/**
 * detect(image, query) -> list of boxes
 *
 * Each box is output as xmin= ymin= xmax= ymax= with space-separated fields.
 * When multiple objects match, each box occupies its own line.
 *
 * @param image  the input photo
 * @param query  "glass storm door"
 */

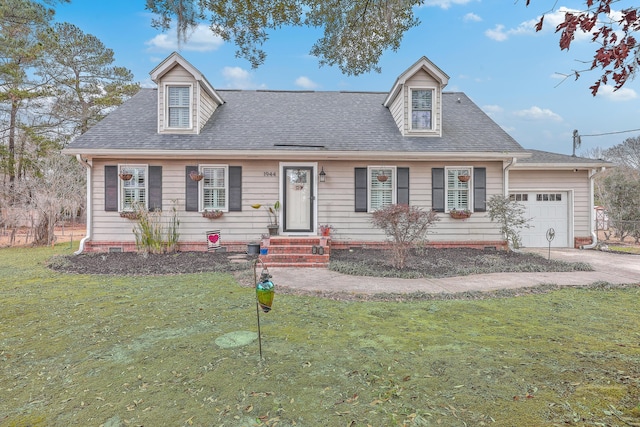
xmin=283 ymin=167 xmax=314 ymax=232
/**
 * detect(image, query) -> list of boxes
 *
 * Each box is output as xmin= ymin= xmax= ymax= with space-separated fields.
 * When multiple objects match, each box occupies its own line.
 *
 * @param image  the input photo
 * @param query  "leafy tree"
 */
xmin=145 ymin=0 xmax=420 ymax=75
xmin=38 ymin=22 xmax=139 ymax=139
xmin=370 ymin=204 xmax=439 ymax=269
xmin=487 ymin=195 xmax=532 ymax=250
xmin=528 ymin=0 xmax=640 ymax=95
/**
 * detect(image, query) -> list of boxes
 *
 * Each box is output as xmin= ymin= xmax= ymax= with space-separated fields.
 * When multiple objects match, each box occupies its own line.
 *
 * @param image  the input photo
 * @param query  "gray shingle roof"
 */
xmin=65 ymin=88 xmax=528 ymax=155
xmin=518 ymin=149 xmax=612 ymax=166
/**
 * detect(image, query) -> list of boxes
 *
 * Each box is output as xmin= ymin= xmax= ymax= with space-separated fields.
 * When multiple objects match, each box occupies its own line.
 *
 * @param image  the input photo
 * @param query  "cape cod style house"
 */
xmin=63 ymin=52 xmax=609 ymax=263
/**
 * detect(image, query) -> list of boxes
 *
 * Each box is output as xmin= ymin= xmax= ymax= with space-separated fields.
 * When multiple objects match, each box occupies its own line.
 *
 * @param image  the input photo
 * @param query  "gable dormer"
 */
xmin=150 ymin=52 xmax=224 ymax=135
xmin=383 ymin=56 xmax=449 ymax=137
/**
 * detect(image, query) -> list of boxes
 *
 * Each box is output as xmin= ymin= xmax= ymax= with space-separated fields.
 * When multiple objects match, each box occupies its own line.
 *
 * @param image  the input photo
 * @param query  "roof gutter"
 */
xmin=581 ymin=166 xmax=607 ymax=250
xmin=61 ymin=149 xmax=532 ymax=162
xmin=75 ymin=154 xmax=92 ymax=254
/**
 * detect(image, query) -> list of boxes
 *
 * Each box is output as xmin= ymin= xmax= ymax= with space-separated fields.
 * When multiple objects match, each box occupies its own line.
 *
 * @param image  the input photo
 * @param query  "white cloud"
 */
xmin=294 ymin=76 xmax=319 ymax=90
xmin=486 ymin=7 xmax=611 ymax=42
xmin=597 ymin=84 xmax=638 ymax=101
xmin=221 ymin=66 xmax=266 ymax=90
xmin=514 ymin=106 xmax=563 ymax=122
xmin=463 ymin=13 xmax=482 ymax=23
xmin=145 ymin=24 xmax=223 ymax=52
xmin=422 ymin=0 xmax=474 ymax=9
xmin=485 ymin=24 xmax=508 ymax=42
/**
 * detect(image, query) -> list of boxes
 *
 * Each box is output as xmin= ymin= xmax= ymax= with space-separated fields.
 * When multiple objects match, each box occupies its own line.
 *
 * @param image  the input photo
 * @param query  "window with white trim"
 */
xmin=446 ymin=167 xmax=472 ymax=211
xmin=120 ymin=165 xmax=147 ymax=211
xmin=410 ymin=88 xmax=433 ymax=130
xmin=368 ymin=166 xmax=396 ymax=211
xmin=167 ymin=85 xmax=191 ymax=128
xmin=200 ymin=165 xmax=228 ymax=211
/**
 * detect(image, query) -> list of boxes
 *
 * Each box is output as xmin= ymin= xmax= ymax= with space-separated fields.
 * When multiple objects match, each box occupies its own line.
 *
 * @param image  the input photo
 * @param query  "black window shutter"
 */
xmin=104 ymin=165 xmax=118 ymax=212
xmin=185 ymin=165 xmax=199 ymax=212
xmin=432 ymin=168 xmax=445 ymax=212
xmin=355 ymin=168 xmax=368 ymax=212
xmin=397 ymin=167 xmax=409 ymax=205
xmin=148 ymin=166 xmax=162 ymax=211
xmin=474 ymin=167 xmax=487 ymax=212
xmin=229 ymin=166 xmax=242 ymax=211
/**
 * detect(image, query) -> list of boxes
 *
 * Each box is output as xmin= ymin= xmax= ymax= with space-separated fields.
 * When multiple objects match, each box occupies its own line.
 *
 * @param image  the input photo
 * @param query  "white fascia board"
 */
xmin=61 ymin=149 xmax=531 ymax=162
xmin=513 ymin=162 xmax=614 ymax=170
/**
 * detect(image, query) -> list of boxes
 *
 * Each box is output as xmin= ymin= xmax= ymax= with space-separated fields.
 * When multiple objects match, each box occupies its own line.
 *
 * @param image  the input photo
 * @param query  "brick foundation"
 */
xmin=574 ymin=236 xmax=594 ymax=248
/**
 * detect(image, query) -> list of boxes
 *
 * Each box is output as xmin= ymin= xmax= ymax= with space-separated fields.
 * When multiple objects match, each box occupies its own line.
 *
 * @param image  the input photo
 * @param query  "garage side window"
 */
xmin=510 ymin=193 xmax=528 ymax=202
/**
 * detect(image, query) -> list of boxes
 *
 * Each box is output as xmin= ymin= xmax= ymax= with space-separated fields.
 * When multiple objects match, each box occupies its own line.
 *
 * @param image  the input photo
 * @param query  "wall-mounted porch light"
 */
xmin=319 ymin=166 xmax=326 ymax=183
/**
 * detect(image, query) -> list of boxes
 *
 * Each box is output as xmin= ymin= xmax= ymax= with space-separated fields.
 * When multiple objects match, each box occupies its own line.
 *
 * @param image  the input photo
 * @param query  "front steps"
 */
xmin=259 ymin=236 xmax=331 ymax=268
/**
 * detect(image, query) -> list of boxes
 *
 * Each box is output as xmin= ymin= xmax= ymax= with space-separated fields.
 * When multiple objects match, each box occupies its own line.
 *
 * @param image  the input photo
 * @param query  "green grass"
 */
xmin=607 ymin=245 xmax=640 ymax=255
xmin=1 ymin=245 xmax=639 ymax=426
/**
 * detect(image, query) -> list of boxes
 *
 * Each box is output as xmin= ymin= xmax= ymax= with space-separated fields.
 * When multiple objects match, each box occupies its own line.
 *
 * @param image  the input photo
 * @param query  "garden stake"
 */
xmin=253 ymin=258 xmax=275 ymax=360
xmin=546 ymin=228 xmax=555 ymax=260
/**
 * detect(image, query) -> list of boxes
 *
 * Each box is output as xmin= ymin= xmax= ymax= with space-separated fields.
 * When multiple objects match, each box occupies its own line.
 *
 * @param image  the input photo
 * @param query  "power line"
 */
xmin=580 ymin=128 xmax=640 ymax=137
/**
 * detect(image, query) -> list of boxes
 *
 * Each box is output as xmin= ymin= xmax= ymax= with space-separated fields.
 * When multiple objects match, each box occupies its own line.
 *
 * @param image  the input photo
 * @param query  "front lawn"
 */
xmin=1 ymin=245 xmax=639 ymax=426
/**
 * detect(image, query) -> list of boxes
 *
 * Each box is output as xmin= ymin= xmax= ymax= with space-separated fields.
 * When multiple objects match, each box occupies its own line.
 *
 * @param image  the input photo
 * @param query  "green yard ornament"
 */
xmin=253 ymin=258 xmax=275 ymax=359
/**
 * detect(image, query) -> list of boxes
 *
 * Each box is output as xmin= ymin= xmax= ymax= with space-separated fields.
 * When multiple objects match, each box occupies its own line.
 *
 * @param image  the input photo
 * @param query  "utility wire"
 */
xmin=580 ymin=128 xmax=640 ymax=137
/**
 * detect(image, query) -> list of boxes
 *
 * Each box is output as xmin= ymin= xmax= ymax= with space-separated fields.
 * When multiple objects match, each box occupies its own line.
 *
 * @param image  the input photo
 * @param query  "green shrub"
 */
xmin=132 ymin=202 xmax=180 ymax=254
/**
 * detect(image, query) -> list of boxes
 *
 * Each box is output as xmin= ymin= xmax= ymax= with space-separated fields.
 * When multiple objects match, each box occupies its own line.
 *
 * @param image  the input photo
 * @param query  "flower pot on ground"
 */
xmin=319 ymin=224 xmax=335 ymax=237
xmin=267 ymin=224 xmax=279 ymax=236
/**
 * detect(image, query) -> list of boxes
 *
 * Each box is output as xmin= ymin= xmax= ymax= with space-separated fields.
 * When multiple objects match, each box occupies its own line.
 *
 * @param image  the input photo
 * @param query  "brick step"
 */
xmin=260 ymin=254 xmax=329 ymax=263
xmin=261 ymin=261 xmax=329 ymax=268
xmin=263 ymin=245 xmax=331 ymax=255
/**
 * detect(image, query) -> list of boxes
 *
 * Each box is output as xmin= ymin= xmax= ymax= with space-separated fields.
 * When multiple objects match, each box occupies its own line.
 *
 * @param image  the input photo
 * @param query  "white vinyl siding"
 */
xmin=167 ymin=86 xmax=191 ymax=128
xmin=119 ymin=165 xmax=147 ymax=211
xmin=411 ymin=89 xmax=433 ymax=130
xmin=446 ymin=167 xmax=472 ymax=211
xmin=369 ymin=166 xmax=396 ymax=211
xmin=200 ymin=165 xmax=228 ymax=211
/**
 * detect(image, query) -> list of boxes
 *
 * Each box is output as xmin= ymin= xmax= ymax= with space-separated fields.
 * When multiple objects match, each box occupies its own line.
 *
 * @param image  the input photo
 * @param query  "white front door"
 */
xmin=283 ymin=166 xmax=314 ymax=232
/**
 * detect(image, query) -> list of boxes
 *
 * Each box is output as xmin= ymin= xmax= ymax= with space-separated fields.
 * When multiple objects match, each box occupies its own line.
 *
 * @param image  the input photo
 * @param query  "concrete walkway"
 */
xmin=268 ymin=248 xmax=639 ymax=295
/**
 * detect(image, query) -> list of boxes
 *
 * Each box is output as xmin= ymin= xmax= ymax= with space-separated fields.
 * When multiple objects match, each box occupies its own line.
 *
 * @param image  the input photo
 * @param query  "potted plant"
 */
xmin=251 ymin=201 xmax=280 ymax=235
xmin=202 ymin=209 xmax=223 ymax=219
xmin=119 ymin=211 xmax=139 ymax=220
xmin=189 ymin=170 xmax=204 ymax=181
xmin=458 ymin=173 xmax=470 ymax=182
xmin=319 ymin=224 xmax=335 ymax=236
xmin=449 ymin=208 xmax=472 ymax=219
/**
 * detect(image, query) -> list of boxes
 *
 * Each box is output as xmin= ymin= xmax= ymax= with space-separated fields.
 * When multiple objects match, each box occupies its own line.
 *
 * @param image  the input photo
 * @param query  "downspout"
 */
xmin=503 ymin=157 xmax=517 ymax=196
xmin=581 ymin=166 xmax=606 ymax=250
xmin=503 ymin=157 xmax=517 ymax=250
xmin=75 ymin=154 xmax=92 ymax=254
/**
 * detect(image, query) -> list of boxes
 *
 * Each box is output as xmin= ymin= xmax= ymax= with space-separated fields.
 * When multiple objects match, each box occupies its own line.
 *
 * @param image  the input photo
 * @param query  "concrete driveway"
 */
xmin=269 ymin=248 xmax=639 ymax=295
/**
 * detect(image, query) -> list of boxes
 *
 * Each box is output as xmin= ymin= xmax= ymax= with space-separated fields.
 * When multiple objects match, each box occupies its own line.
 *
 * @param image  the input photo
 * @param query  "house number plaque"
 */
xmin=263 ymin=172 xmax=276 ymax=177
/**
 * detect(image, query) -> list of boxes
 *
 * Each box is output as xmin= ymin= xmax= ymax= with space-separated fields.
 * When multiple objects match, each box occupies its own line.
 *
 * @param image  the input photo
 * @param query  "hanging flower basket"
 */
xmin=190 ymin=171 xmax=204 ymax=181
xmin=202 ymin=210 xmax=223 ymax=219
xmin=449 ymin=209 xmax=472 ymax=219
xmin=119 ymin=173 xmax=133 ymax=181
xmin=458 ymin=175 xmax=471 ymax=182
xmin=119 ymin=211 xmax=139 ymax=220
xmin=377 ymin=174 xmax=388 ymax=182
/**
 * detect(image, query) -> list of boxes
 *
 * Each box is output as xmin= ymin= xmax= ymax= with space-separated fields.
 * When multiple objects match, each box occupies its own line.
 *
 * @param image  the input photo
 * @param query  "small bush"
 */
xmin=132 ymin=202 xmax=180 ymax=254
xmin=370 ymin=204 xmax=439 ymax=269
xmin=487 ymin=195 xmax=532 ymax=250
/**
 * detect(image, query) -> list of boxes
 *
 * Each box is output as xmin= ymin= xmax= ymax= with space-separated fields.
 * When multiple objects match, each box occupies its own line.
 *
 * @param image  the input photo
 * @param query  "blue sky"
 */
xmin=54 ymin=0 xmax=640 ymax=155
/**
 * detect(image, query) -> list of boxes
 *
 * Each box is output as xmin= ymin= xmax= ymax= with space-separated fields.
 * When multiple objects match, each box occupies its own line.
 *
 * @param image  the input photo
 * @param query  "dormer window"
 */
xmin=410 ymin=88 xmax=433 ymax=131
xmin=167 ymin=85 xmax=191 ymax=128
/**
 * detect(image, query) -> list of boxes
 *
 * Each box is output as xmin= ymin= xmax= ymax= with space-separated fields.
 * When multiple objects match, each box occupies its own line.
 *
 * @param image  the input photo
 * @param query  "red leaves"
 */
xmin=527 ymin=0 xmax=639 ymax=95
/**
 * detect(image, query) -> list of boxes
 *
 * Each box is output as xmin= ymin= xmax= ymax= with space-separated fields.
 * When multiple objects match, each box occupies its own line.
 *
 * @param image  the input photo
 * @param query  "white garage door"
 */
xmin=511 ymin=192 xmax=569 ymax=248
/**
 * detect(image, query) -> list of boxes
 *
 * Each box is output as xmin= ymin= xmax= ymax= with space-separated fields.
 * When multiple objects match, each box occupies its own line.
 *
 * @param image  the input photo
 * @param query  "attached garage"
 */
xmin=510 ymin=191 xmax=571 ymax=248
